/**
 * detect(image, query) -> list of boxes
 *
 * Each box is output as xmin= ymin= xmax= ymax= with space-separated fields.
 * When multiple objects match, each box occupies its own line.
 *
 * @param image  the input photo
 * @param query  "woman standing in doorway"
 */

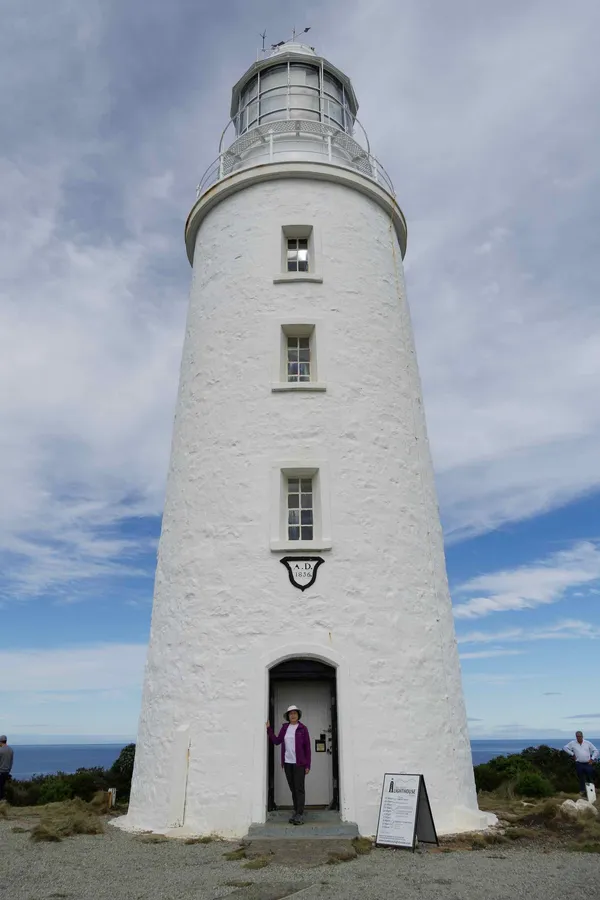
xmin=266 ymin=705 xmax=311 ymax=825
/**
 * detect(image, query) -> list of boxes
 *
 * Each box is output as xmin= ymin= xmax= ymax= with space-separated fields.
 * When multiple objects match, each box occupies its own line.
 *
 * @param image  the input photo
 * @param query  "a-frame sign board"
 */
xmin=375 ymin=773 xmax=439 ymax=851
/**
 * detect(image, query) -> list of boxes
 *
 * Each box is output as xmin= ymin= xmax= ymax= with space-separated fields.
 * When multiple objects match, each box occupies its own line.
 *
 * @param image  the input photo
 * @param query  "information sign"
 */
xmin=375 ymin=773 xmax=438 ymax=851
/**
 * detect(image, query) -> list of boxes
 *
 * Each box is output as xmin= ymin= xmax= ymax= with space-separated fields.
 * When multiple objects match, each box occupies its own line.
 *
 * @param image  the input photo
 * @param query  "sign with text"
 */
xmin=280 ymin=556 xmax=324 ymax=591
xmin=375 ymin=773 xmax=438 ymax=851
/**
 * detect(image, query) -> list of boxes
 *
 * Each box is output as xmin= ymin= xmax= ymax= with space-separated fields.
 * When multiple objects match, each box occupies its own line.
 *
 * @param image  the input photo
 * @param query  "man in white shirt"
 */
xmin=563 ymin=731 xmax=599 ymax=796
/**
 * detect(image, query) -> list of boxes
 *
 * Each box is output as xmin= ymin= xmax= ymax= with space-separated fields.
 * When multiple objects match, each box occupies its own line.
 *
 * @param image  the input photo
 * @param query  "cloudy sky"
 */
xmin=1 ymin=0 xmax=599 ymax=743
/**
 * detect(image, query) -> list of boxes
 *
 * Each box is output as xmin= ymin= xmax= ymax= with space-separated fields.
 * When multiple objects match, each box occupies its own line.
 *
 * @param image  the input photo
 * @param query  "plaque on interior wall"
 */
xmin=280 ymin=556 xmax=324 ymax=591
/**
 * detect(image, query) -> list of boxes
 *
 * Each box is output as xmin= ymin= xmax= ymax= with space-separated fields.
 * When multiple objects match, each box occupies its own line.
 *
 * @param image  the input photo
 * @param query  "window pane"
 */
xmin=288 ymin=493 xmax=299 ymax=509
xmin=288 ymin=479 xmax=299 ymax=490
xmin=288 ymin=365 xmax=298 ymax=380
xmin=289 ymin=525 xmax=300 ymax=540
xmin=288 ymin=336 xmax=297 ymax=347
xmin=301 ymin=510 xmax=313 ymax=525
xmin=301 ymin=526 xmax=313 ymax=540
xmin=301 ymin=479 xmax=312 ymax=492
xmin=299 ymin=337 xmax=309 ymax=348
xmin=299 ymin=348 xmax=310 ymax=362
xmin=298 ymin=259 xmax=308 ymax=272
xmin=261 ymin=64 xmax=289 ymax=90
xmin=287 ymin=347 xmax=298 ymax=360
xmin=299 ymin=363 xmax=310 ymax=377
xmin=287 ymin=260 xmax=297 ymax=272
xmin=298 ymin=239 xmax=308 ymax=249
xmin=299 ymin=375 xmax=310 ymax=382
xmin=288 ymin=509 xmax=300 ymax=524
xmin=287 ymin=238 xmax=298 ymax=250
xmin=287 ymin=249 xmax=298 ymax=261
xmin=300 ymin=493 xmax=312 ymax=509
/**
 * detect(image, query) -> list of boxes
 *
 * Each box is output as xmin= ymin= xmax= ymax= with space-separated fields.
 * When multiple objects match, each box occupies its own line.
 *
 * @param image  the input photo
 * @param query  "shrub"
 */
xmin=37 ymin=776 xmax=74 ymax=805
xmin=474 ymin=763 xmax=505 ymax=793
xmin=514 ymin=772 xmax=554 ymax=798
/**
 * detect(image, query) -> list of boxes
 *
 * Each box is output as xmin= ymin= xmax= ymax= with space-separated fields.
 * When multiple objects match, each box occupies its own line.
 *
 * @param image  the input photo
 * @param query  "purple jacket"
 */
xmin=268 ymin=722 xmax=311 ymax=769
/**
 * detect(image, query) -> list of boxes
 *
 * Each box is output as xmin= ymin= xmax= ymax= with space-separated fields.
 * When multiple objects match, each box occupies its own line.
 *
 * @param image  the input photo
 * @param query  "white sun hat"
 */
xmin=284 ymin=705 xmax=302 ymax=720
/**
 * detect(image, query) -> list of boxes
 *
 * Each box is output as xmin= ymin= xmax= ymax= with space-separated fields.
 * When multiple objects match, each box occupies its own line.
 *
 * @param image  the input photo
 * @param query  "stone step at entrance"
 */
xmin=246 ymin=809 xmax=359 ymax=840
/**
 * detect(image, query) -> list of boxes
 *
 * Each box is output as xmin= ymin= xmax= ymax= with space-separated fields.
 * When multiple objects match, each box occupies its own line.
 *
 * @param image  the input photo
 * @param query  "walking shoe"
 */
xmin=288 ymin=814 xmax=297 ymax=824
xmin=292 ymin=815 xmax=304 ymax=826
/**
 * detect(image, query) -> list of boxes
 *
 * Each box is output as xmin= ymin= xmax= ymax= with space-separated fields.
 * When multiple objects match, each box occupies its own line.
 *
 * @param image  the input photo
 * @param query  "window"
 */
xmin=287 ymin=335 xmax=311 ymax=382
xmin=270 ymin=320 xmax=326 ymax=392
xmin=274 ymin=226 xmax=322 ymax=283
xmin=270 ymin=461 xmax=332 ymax=551
xmin=287 ymin=237 xmax=309 ymax=273
xmin=287 ymin=476 xmax=314 ymax=541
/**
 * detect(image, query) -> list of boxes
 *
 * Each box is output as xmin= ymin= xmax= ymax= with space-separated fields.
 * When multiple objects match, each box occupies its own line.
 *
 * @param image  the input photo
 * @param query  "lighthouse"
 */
xmin=120 ymin=39 xmax=492 ymax=839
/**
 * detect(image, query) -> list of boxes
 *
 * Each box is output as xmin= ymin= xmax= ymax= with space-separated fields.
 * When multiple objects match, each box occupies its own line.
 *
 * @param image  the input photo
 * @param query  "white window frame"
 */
xmin=270 ymin=460 xmax=332 ymax=552
xmin=270 ymin=319 xmax=327 ymax=392
xmin=273 ymin=224 xmax=323 ymax=284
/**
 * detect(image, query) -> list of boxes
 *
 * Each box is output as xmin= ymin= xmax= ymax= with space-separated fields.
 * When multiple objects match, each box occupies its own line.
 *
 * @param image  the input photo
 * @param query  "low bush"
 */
xmin=5 ymin=745 xmax=136 ymax=807
xmin=514 ymin=772 xmax=554 ymax=798
xmin=475 ymin=745 xmax=593 ymax=797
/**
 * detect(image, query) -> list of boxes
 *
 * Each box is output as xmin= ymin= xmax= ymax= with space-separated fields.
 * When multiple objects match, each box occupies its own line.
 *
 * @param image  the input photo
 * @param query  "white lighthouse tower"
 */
xmin=121 ymin=39 xmax=492 ymax=839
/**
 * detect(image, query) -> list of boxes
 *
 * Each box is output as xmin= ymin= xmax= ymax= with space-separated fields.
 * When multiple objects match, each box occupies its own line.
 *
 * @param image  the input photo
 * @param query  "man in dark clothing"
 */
xmin=0 ymin=735 xmax=14 ymax=801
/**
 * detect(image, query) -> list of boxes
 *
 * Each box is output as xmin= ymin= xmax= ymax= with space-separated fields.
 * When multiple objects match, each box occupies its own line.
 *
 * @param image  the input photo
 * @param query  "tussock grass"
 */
xmin=572 ymin=843 xmax=600 ymax=853
xmin=11 ymin=825 xmax=30 ymax=834
xmin=505 ymin=827 xmax=534 ymax=841
xmin=243 ymin=857 xmax=270 ymax=869
xmin=224 ymin=881 xmax=253 ymax=888
xmin=29 ymin=798 xmax=105 ymax=843
xmin=327 ymin=848 xmax=357 ymax=864
xmin=185 ymin=835 xmax=215 ymax=844
xmin=135 ymin=834 xmax=169 ymax=843
xmin=223 ymin=847 xmax=247 ymax=861
xmin=0 ymin=800 xmax=8 ymax=818
xmin=352 ymin=836 xmax=373 ymax=855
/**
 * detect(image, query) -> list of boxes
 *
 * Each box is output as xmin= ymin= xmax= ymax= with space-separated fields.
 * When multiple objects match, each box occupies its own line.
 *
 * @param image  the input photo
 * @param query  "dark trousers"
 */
xmin=575 ymin=762 xmax=595 ymax=793
xmin=284 ymin=763 xmax=306 ymax=815
xmin=0 ymin=773 xmax=8 ymax=801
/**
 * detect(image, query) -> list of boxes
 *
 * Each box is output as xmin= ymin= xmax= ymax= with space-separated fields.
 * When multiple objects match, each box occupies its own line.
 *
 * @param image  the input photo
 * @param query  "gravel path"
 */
xmin=1 ymin=820 xmax=598 ymax=900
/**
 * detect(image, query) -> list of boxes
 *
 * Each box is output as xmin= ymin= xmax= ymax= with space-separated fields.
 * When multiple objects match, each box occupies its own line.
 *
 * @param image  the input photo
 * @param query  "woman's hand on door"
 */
xmin=305 ymin=768 xmax=310 ymax=774
xmin=266 ymin=720 xmax=270 ymax=730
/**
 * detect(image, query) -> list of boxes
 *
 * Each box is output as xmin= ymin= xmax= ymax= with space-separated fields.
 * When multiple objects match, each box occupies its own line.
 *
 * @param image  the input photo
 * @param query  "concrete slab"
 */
xmin=247 ymin=810 xmax=359 ymax=840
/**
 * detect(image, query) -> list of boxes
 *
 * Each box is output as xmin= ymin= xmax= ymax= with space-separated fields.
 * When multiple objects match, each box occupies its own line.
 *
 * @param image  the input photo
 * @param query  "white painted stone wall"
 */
xmin=120 ymin=176 xmax=491 ymax=838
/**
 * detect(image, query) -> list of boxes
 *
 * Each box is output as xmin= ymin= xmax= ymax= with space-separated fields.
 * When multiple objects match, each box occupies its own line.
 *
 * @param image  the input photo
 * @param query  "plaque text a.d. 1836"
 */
xmin=280 ymin=557 xmax=324 ymax=592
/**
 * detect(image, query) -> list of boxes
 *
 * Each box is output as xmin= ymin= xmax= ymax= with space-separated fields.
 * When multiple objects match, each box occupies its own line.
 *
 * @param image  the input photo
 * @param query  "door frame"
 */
xmin=268 ymin=657 xmax=339 ymax=811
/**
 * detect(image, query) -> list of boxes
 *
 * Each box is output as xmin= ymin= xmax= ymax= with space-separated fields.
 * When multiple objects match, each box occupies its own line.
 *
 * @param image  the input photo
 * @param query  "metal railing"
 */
xmin=195 ymin=118 xmax=395 ymax=200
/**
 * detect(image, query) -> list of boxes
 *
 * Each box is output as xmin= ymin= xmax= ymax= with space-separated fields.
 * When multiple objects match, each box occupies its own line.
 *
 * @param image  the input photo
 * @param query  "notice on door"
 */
xmin=375 ymin=773 xmax=438 ymax=850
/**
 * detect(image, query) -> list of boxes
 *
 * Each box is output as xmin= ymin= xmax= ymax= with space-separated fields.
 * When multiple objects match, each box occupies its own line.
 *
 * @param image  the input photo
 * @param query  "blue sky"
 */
xmin=1 ymin=0 xmax=599 ymax=743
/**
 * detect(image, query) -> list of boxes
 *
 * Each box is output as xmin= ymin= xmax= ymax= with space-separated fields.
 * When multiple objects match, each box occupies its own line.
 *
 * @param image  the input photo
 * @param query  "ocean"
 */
xmin=9 ymin=738 xmax=583 ymax=780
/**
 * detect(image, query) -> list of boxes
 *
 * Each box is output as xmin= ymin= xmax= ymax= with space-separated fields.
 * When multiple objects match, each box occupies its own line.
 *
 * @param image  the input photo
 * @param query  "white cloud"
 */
xmin=458 ymin=618 xmax=600 ymax=644
xmin=1 ymin=0 xmax=600 ymax=599
xmin=459 ymin=649 xmax=524 ymax=660
xmin=453 ymin=543 xmax=600 ymax=619
xmin=0 ymin=643 xmax=147 ymax=692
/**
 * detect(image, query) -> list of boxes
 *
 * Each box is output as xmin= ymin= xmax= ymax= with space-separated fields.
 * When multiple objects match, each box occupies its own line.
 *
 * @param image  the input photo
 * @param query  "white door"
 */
xmin=273 ymin=681 xmax=333 ymax=807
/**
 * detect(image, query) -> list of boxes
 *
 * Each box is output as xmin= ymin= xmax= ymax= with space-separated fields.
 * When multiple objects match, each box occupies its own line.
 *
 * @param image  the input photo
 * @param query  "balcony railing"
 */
xmin=195 ymin=118 xmax=395 ymax=200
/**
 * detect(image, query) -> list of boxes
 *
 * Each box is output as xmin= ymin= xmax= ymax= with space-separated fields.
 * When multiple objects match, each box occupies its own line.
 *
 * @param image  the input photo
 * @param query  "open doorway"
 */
xmin=268 ymin=658 xmax=339 ymax=811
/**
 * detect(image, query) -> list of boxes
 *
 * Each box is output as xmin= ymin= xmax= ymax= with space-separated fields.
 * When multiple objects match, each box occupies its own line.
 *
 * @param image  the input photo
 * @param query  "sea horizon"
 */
xmin=8 ymin=737 xmax=597 ymax=781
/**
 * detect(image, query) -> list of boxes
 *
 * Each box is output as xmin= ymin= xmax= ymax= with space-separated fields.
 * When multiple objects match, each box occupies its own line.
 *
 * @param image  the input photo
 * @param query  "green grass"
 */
xmin=327 ymin=849 xmax=357 ymax=864
xmin=243 ymin=857 xmax=270 ymax=869
xmin=352 ymin=837 xmax=373 ymax=855
xmin=223 ymin=847 xmax=247 ymax=861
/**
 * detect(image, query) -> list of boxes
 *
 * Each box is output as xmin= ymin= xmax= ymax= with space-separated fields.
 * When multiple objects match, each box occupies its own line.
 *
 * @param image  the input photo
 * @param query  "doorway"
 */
xmin=268 ymin=658 xmax=339 ymax=811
